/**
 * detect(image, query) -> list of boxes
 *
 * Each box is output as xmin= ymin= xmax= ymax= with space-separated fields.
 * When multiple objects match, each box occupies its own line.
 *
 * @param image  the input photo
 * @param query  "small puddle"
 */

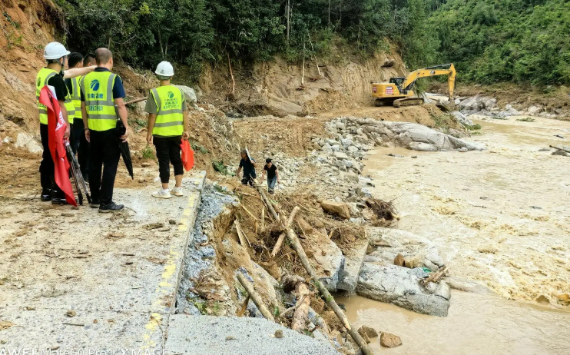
xmin=337 ymin=292 xmax=570 ymax=354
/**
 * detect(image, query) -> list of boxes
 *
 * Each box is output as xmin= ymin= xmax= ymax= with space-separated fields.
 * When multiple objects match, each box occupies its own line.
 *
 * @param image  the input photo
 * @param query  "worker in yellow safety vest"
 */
xmin=36 ymin=42 xmax=94 ymax=204
xmin=81 ymin=48 xmax=130 ymax=213
xmin=145 ymin=61 xmax=190 ymax=199
xmin=66 ymin=52 xmax=96 ymax=180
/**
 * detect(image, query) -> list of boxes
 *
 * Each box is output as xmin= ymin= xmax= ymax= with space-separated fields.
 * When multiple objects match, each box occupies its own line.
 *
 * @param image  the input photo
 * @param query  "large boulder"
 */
xmin=337 ymin=234 xmax=369 ymax=293
xmin=175 ymin=85 xmax=198 ymax=104
xmin=14 ymin=132 xmax=42 ymax=154
xmin=356 ymin=263 xmax=450 ymax=316
xmin=320 ymin=201 xmax=351 ymax=220
xmin=308 ymin=231 xmax=345 ymax=291
xmin=451 ymin=111 xmax=474 ymax=127
xmin=384 ymin=122 xmax=484 ymax=151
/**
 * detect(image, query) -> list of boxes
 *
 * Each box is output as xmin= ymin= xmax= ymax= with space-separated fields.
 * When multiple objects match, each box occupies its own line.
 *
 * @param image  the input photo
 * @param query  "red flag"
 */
xmin=39 ymin=86 xmax=77 ymax=207
xmin=180 ymin=139 xmax=194 ymax=171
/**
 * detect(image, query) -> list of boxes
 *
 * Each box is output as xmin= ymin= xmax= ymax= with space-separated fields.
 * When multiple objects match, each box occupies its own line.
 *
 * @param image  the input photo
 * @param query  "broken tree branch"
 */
xmin=271 ymin=206 xmax=300 ymax=257
xmin=550 ymin=145 xmax=570 ymax=153
xmin=237 ymin=273 xmax=275 ymax=321
xmin=420 ymin=266 xmax=448 ymax=286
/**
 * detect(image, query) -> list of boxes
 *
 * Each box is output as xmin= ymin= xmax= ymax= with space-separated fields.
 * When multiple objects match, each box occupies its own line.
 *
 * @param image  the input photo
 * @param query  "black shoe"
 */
xmin=41 ymin=189 xmax=52 ymax=202
xmin=90 ymin=200 xmax=100 ymax=209
xmin=99 ymin=202 xmax=124 ymax=213
xmin=51 ymin=197 xmax=68 ymax=205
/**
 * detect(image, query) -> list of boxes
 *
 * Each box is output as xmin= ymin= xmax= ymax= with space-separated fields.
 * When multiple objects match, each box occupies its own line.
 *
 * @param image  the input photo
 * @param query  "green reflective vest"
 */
xmin=71 ymin=76 xmax=83 ymax=120
xmin=151 ymin=86 xmax=184 ymax=137
xmin=81 ymin=71 xmax=118 ymax=131
xmin=36 ymin=68 xmax=58 ymax=125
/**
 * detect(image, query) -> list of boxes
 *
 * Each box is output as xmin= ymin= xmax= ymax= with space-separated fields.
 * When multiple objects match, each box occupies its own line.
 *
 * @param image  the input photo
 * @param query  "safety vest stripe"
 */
xmin=158 ymin=109 xmax=184 ymax=115
xmin=154 ymin=121 xmax=184 ymax=127
xmin=71 ymin=78 xmax=80 ymax=100
xmin=39 ymin=109 xmax=47 ymax=114
xmin=88 ymin=114 xmax=118 ymax=120
xmin=151 ymin=88 xmax=161 ymax=108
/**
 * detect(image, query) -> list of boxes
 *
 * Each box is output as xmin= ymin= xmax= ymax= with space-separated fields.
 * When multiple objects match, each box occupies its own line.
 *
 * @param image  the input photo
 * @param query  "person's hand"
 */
xmin=120 ymin=127 xmax=129 ymax=142
xmin=147 ymin=133 xmax=153 ymax=145
xmin=85 ymin=129 xmax=90 ymax=143
xmin=182 ymin=131 xmax=190 ymax=140
xmin=64 ymin=125 xmax=70 ymax=139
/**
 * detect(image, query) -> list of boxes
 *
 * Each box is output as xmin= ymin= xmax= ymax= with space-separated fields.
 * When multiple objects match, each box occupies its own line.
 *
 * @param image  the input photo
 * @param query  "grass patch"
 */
xmin=467 ymin=123 xmax=482 ymax=130
xmin=141 ymin=145 xmax=155 ymax=160
xmin=191 ymin=142 xmax=209 ymax=154
xmin=516 ymin=117 xmax=535 ymax=122
xmin=212 ymin=160 xmax=232 ymax=175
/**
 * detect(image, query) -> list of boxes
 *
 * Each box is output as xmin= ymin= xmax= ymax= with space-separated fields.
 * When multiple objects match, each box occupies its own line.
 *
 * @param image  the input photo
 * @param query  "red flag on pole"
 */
xmin=39 ymin=86 xmax=77 ymax=207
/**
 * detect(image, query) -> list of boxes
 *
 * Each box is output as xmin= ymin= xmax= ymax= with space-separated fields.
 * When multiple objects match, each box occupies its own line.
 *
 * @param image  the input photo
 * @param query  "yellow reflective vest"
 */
xmin=150 ymin=86 xmax=184 ymax=137
xmin=36 ymin=68 xmax=58 ymax=125
xmin=64 ymin=86 xmax=75 ymax=124
xmin=81 ymin=71 xmax=118 ymax=131
xmin=71 ymin=76 xmax=83 ymax=120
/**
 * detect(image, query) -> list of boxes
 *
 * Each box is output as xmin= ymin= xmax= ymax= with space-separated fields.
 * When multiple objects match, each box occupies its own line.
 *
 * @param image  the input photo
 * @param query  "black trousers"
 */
xmin=89 ymin=129 xmax=120 ymax=204
xmin=153 ymin=136 xmax=183 ymax=184
xmin=71 ymin=119 xmax=90 ymax=179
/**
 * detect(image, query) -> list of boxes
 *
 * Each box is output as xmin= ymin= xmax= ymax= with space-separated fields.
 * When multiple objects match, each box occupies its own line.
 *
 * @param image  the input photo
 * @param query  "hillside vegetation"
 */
xmin=53 ymin=0 xmax=570 ymax=87
xmin=428 ymin=0 xmax=570 ymax=86
xmin=54 ymin=0 xmax=432 ymax=79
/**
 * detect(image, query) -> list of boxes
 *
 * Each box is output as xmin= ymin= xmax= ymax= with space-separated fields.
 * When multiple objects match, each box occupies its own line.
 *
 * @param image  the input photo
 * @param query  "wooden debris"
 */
xmin=420 ymin=266 xmax=448 ymax=286
xmin=283 ymin=218 xmax=373 ymax=355
xmin=237 ymin=295 xmax=250 ymax=317
xmin=235 ymin=220 xmax=251 ymax=247
xmin=271 ymin=206 xmax=300 ymax=257
xmin=241 ymin=205 xmax=259 ymax=221
xmin=291 ymin=281 xmax=311 ymax=331
xmin=236 ymin=273 xmax=275 ymax=321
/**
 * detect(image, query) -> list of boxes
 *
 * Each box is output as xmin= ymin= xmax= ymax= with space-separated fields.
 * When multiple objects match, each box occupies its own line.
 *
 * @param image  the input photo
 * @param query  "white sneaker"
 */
xmin=152 ymin=189 xmax=172 ymax=199
xmin=172 ymin=187 xmax=184 ymax=197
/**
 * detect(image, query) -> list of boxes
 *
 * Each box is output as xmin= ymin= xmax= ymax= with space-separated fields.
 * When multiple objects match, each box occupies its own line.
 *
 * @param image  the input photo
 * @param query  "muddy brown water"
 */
xmin=349 ymin=115 xmax=570 ymax=354
xmin=337 ymin=292 xmax=570 ymax=354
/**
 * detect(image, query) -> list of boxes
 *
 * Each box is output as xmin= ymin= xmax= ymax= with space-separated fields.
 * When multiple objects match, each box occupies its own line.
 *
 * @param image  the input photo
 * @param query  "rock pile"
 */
xmin=457 ymin=95 xmax=561 ymax=119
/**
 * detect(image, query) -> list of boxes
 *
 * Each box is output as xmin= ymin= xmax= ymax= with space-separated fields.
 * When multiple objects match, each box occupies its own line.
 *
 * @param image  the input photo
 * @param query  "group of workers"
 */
xmin=36 ymin=41 xmax=190 ymax=211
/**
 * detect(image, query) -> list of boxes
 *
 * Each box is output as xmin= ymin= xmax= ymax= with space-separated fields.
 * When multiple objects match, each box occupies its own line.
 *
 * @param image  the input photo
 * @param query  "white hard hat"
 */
xmin=155 ymin=61 xmax=174 ymax=76
xmin=44 ymin=42 xmax=70 ymax=60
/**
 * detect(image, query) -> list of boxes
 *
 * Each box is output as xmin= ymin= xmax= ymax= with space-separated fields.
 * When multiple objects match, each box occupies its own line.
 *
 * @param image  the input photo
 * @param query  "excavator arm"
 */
xmin=402 ymin=63 xmax=456 ymax=100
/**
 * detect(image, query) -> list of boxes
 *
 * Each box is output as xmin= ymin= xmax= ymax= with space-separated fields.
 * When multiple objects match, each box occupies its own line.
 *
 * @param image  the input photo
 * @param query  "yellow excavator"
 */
xmin=371 ymin=63 xmax=456 ymax=108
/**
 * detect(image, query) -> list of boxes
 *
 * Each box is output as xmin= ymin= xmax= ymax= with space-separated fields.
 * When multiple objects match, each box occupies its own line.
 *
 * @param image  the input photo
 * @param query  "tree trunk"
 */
xmin=271 ymin=206 xmax=300 ymax=257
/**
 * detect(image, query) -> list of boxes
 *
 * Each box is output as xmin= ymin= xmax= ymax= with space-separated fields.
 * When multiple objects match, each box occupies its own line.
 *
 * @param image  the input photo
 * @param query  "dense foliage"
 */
xmin=55 ymin=0 xmax=434 ymax=79
xmin=428 ymin=0 xmax=570 ymax=85
xmin=56 ymin=0 xmax=570 ymax=86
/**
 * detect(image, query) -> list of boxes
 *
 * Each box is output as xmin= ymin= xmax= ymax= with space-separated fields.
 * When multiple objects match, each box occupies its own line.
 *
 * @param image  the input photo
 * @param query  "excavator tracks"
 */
xmin=393 ymin=97 xmax=425 ymax=108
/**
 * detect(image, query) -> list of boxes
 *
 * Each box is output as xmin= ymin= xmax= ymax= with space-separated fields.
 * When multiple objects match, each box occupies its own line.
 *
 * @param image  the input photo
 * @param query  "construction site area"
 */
xmin=2 ymin=1 xmax=570 ymax=354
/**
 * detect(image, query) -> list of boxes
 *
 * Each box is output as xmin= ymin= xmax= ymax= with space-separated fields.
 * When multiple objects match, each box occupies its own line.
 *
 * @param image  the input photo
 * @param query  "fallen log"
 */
xmin=236 ymin=273 xmax=275 ymax=321
xmin=271 ymin=206 xmax=300 ymax=257
xmin=124 ymin=97 xmax=147 ymax=106
xmin=282 ymin=274 xmax=311 ymax=331
xmin=284 ymin=217 xmax=373 ymax=355
xmin=241 ymin=205 xmax=259 ymax=222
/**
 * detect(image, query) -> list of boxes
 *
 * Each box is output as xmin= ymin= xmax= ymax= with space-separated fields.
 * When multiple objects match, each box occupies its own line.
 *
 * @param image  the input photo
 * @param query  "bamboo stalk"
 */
xmin=285 ymin=226 xmax=373 ymax=355
xmin=237 ymin=273 xmax=275 ymax=321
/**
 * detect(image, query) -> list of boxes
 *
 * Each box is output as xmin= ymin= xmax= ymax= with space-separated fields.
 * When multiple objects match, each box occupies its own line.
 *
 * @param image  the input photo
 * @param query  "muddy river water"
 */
xmin=343 ymin=116 xmax=570 ymax=354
